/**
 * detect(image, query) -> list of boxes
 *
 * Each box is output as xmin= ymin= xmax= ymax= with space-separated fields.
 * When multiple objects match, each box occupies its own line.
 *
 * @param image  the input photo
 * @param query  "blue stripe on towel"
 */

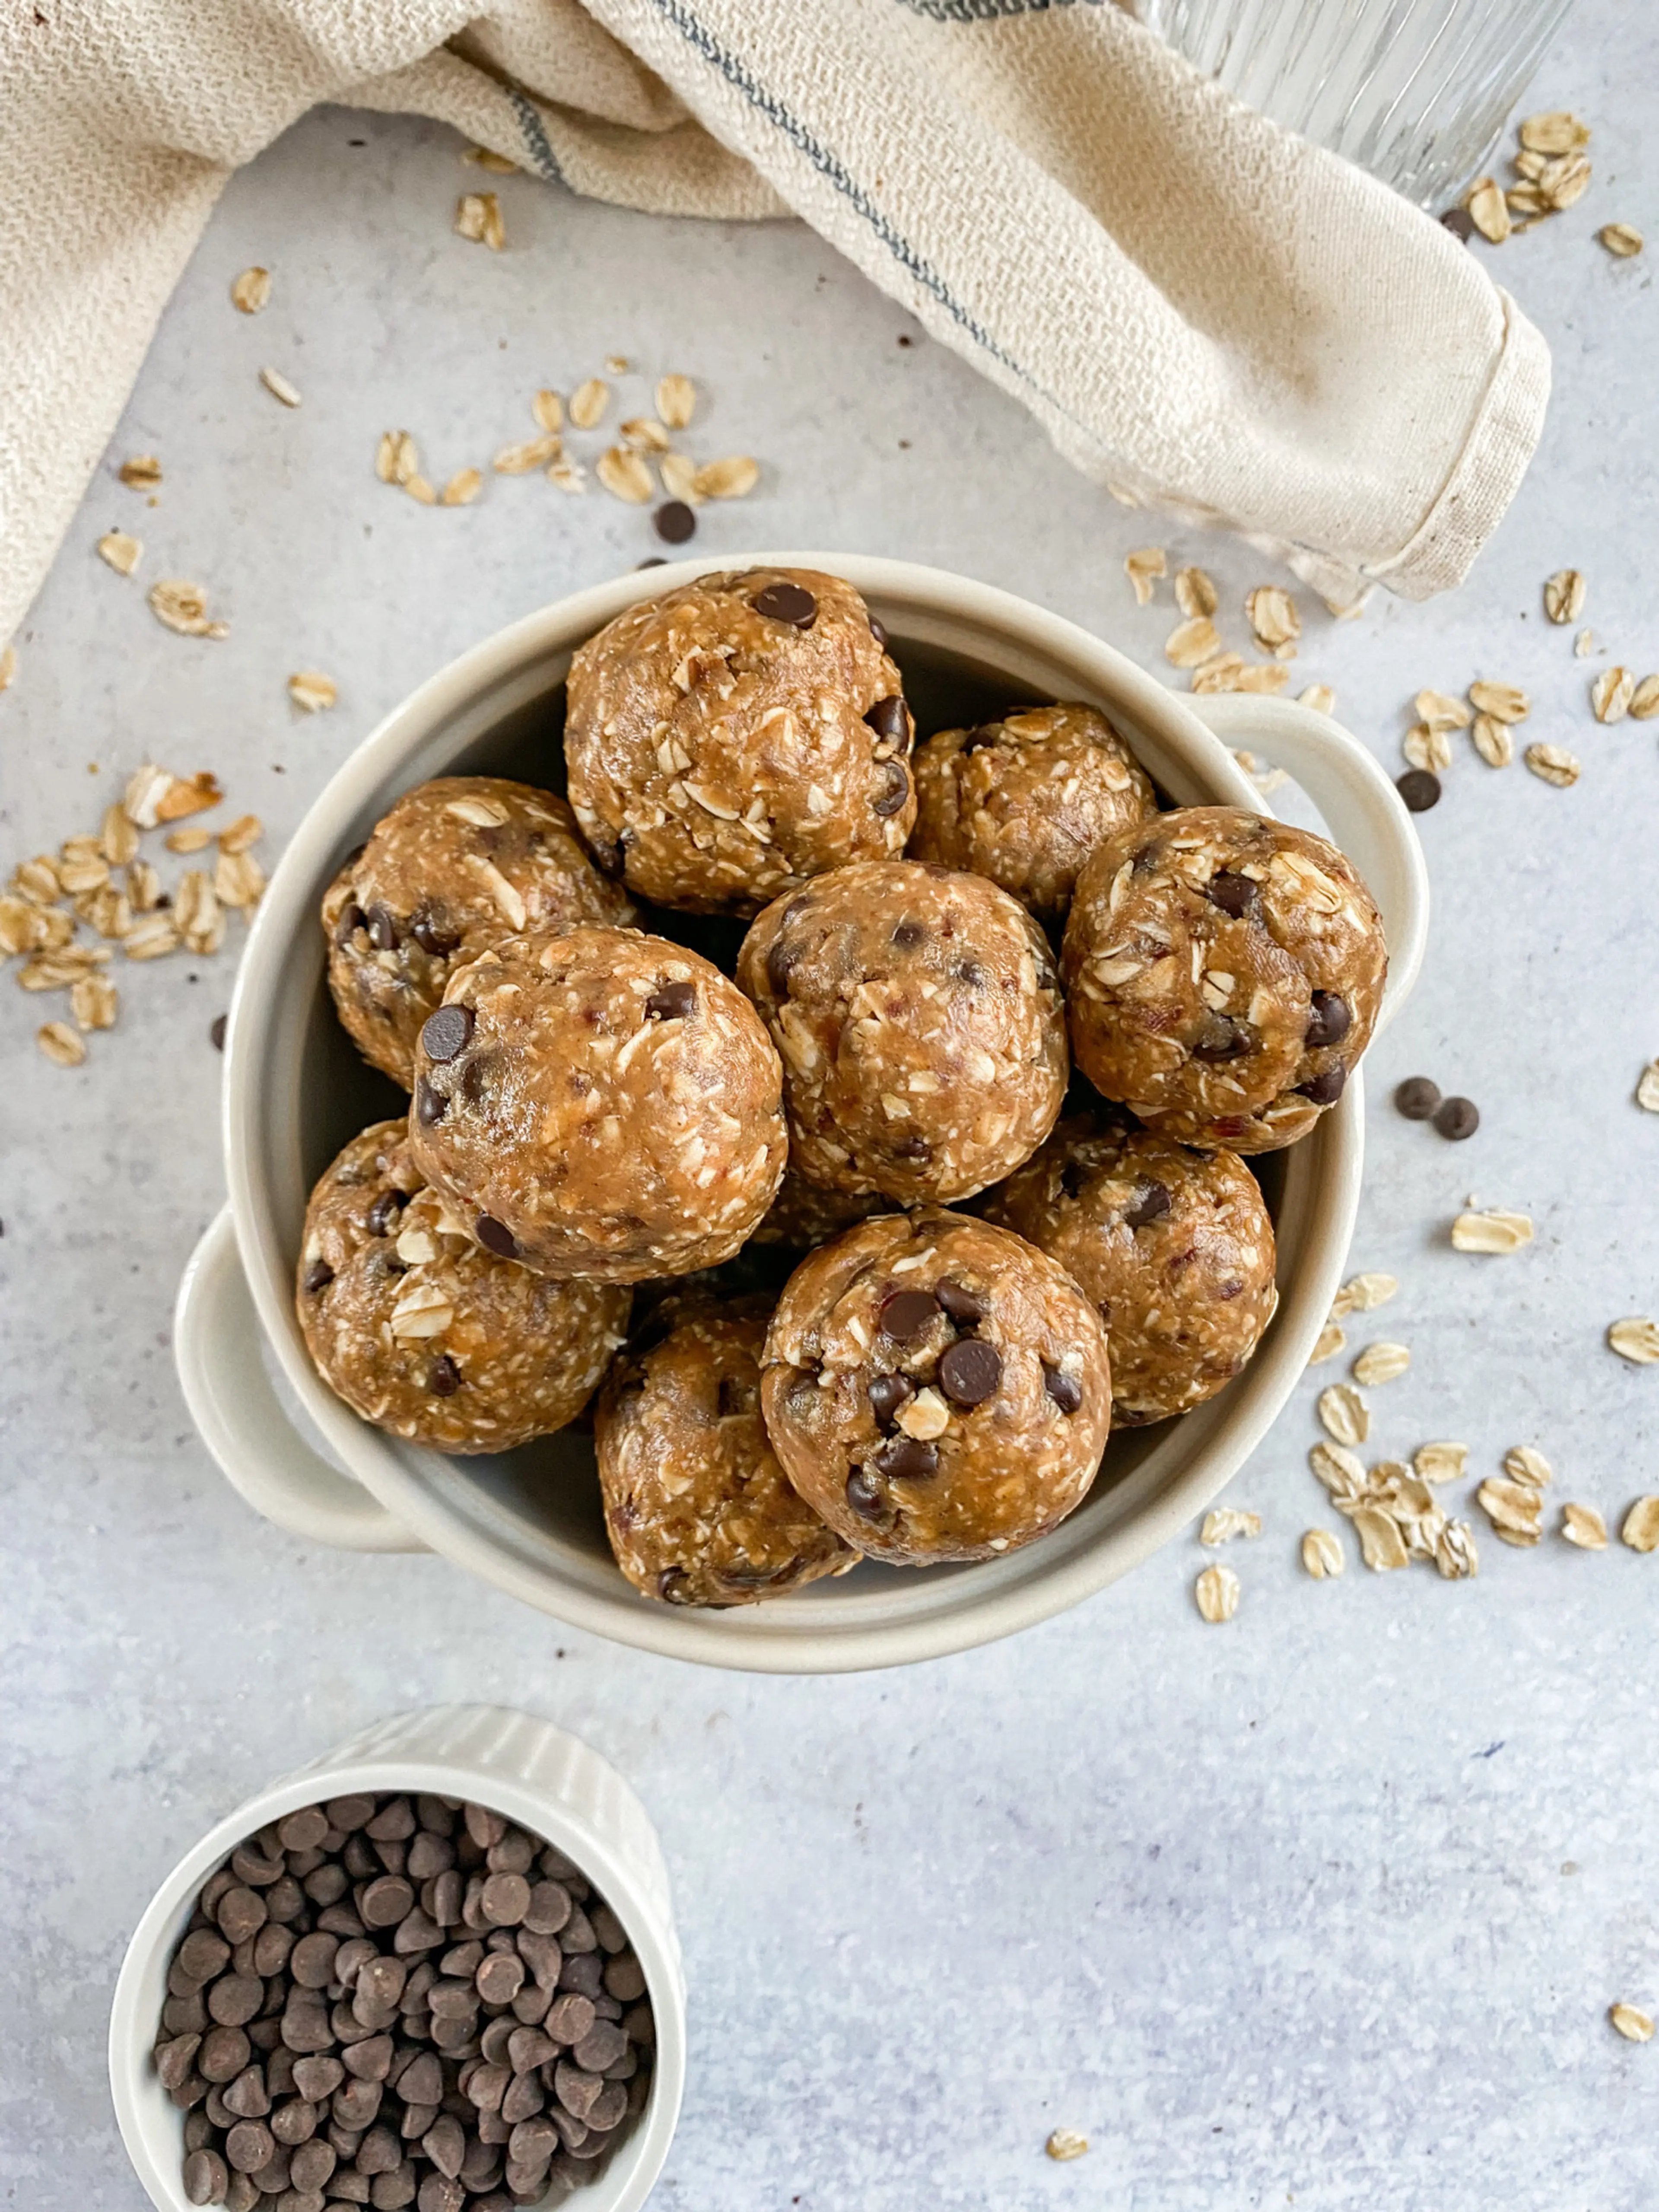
xmin=899 ymin=0 xmax=1103 ymax=18
xmin=507 ymin=86 xmax=567 ymax=183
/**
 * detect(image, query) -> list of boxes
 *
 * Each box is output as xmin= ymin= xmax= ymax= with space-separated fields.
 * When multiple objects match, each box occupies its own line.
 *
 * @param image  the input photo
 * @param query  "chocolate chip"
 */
xmin=868 ymin=615 xmax=888 ymax=648
xmin=360 ymin=1876 xmax=414 ymax=1928
xmin=878 ymin=1286 xmax=938 ymax=1341
xmin=408 ymin=910 xmax=460 ymax=957
xmin=934 ymin=1278 xmax=983 ymax=1324
xmin=1434 ymin=1094 xmax=1479 ymax=1140
xmin=292 ymin=2056 xmax=343 ymax=2103
xmin=420 ymin=1005 xmax=473 ymax=1064
xmin=180 ymin=1929 xmax=232 ymax=1981
xmin=1440 ymin=206 xmax=1476 ymax=241
xmin=1397 ymin=768 xmax=1441 ymax=812
xmin=225 ymin=2121 xmax=275 ymax=2174
xmin=1299 ymin=1065 xmax=1347 ymax=1105
xmin=290 ymin=1932 xmax=339 ymax=1988
xmin=867 ymin=1372 xmax=913 ymax=1429
xmin=874 ymin=1437 xmax=938 ymax=1481
xmin=1305 ymin=990 xmax=1351 ymax=1047
xmin=893 ymin=1134 xmax=932 ymax=1161
xmin=646 ymin=979 xmax=698 ymax=1025
xmin=480 ymin=1872 xmax=531 ymax=1926
xmin=429 ymin=1355 xmax=461 ymax=1397
xmin=365 ymin=1189 xmax=405 ymax=1238
xmin=183 ymin=2148 xmax=229 ymax=2205
xmin=216 ymin=1887 xmax=269 ymax=1943
xmin=1395 ymin=1075 xmax=1441 ymax=1120
xmin=764 ymin=938 xmax=799 ymax=1000
xmin=872 ymin=761 xmax=910 ymax=816
xmin=750 ymin=580 xmax=816 ymax=628
xmin=333 ymin=903 xmax=365 ymax=948
xmin=1043 ymin=1364 xmax=1083 ymax=1414
xmin=474 ymin=1215 xmax=518 ymax=1259
xmin=210 ymin=1013 xmax=227 ymax=1051
xmin=301 ymin=1258 xmax=334 ymax=1302
xmin=365 ymin=903 xmax=400 ymax=952
xmin=1194 ymin=1012 xmax=1249 ymax=1061
xmin=953 ymin=959 xmax=985 ymax=988
xmin=653 ymin=500 xmax=696 ymax=544
xmin=1206 ymin=871 xmax=1259 ymax=918
xmin=845 ymin=1468 xmax=884 ymax=1518
xmin=414 ymin=1080 xmax=447 ymax=1127
xmin=864 ymin=694 xmax=908 ymax=744
xmin=938 ymin=1339 xmax=1001 ymax=1407
xmin=1124 ymin=1180 xmax=1172 ymax=1230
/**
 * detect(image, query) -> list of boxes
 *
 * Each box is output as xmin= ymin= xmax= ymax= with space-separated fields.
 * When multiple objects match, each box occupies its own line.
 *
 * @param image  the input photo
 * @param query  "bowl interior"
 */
xmin=232 ymin=561 xmax=1358 ymax=1667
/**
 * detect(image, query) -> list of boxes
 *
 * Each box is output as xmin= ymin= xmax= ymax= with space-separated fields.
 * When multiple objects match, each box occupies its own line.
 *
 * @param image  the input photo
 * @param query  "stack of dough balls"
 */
xmin=299 ymin=566 xmax=1388 ymax=1605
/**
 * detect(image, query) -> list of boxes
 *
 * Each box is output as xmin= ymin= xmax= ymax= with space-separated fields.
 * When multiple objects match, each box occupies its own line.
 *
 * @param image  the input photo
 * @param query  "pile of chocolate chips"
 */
xmin=153 ymin=1794 xmax=653 ymax=2210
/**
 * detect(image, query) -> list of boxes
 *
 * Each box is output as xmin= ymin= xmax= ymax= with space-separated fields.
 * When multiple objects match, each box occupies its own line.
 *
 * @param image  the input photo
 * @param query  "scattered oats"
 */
xmin=1574 ymin=628 xmax=1596 ymax=658
xmin=118 ymin=455 xmax=162 ymax=490
xmin=1328 ymin=1284 xmax=1355 ymax=1321
xmin=231 ymin=266 xmax=271 ymax=314
xmin=219 ymin=814 xmax=263 ymax=855
xmin=1471 ymin=713 xmax=1513 ymax=767
xmin=1403 ymin=723 xmax=1452 ymax=773
xmin=1621 ymin=1497 xmax=1659 ymax=1553
xmin=1316 ymin=1383 xmax=1369 ymax=1447
xmin=546 ymin=457 xmax=587 ymax=495
xmin=57 ymin=848 xmax=108 ymax=895
xmin=1520 ymin=111 xmax=1590 ymax=155
xmin=532 ymin=389 xmax=564 ymax=435
xmin=1246 ymin=584 xmax=1300 ymax=653
xmin=441 ymin=468 xmax=482 ymax=507
xmin=1477 ymin=1478 xmax=1543 ymax=1546
xmin=454 ymin=192 xmax=505 ymax=250
xmin=1538 ymin=151 xmax=1592 ymax=210
xmin=1543 ymin=569 xmax=1585 ymax=624
xmin=1608 ymin=1317 xmax=1659 ymax=1365
xmin=1194 ymin=1563 xmax=1239 ymax=1623
xmin=1610 ymin=2004 xmax=1655 ymax=2043
xmin=288 ymin=670 xmax=337 ymax=713
xmin=1351 ymin=1506 xmax=1410 ymax=1572
xmin=1174 ymin=565 xmax=1217 ymax=619
xmin=1352 ymin=1341 xmax=1410 ymax=1387
xmin=493 ymin=435 xmax=562 ymax=475
xmin=377 ymin=430 xmax=418 ymax=486
xmin=1465 ymin=177 xmax=1511 ymax=242
xmin=1298 ymin=683 xmax=1335 ymax=714
xmin=126 ymin=859 xmax=161 ymax=912
xmin=655 ymin=374 xmax=696 ymax=430
xmin=1525 ymin=743 xmax=1580 ymax=788
xmin=176 ymin=869 xmax=224 ymax=955
xmin=658 ymin=452 xmax=702 ymax=506
xmin=1433 ymin=1520 xmax=1479 ymax=1579
xmin=1309 ymin=1321 xmax=1346 ymax=1364
xmin=1451 ymin=1209 xmax=1533 ymax=1253
xmin=1630 ymin=675 xmax=1659 ymax=720
xmin=569 ymin=378 xmax=610 ymax=430
xmin=597 ymin=447 xmax=654 ymax=504
xmin=1229 ymin=745 xmax=1290 ymax=795
xmin=37 ymin=1020 xmax=86 ymax=1068
xmin=0 ymin=643 xmax=15 ymax=694
xmin=605 ymin=355 xmax=629 ymax=375
xmin=404 ymin=473 xmax=437 ymax=506
xmin=259 ymin=366 xmax=302 ymax=408
xmin=123 ymin=764 xmax=177 ymax=828
xmin=389 ymin=1282 xmax=456 ymax=1340
xmin=1200 ymin=1508 xmax=1262 ymax=1546
xmin=1309 ymin=1441 xmax=1367 ymax=1503
xmin=1560 ymin=1503 xmax=1607 ymax=1550
xmin=1414 ymin=1442 xmax=1468 ymax=1485
xmin=1468 ymin=680 xmax=1528 ymax=722
xmin=1124 ymin=547 xmax=1166 ymax=605
xmin=1637 ymin=1060 xmax=1659 ymax=1113
xmin=1229 ymin=662 xmax=1290 ymax=695
xmin=157 ymin=771 xmax=223 ymax=821
xmin=1344 ymin=1273 xmax=1398 ymax=1313
xmin=465 ymin=145 xmax=518 ymax=174
xmin=1597 ymin=223 xmax=1643 ymax=258
xmin=19 ymin=949 xmax=99 ymax=989
xmin=1591 ymin=665 xmax=1635 ymax=723
xmin=215 ymin=848 xmax=266 ymax=911
xmin=620 ymin=417 xmax=670 ymax=454
xmin=165 ymin=826 xmax=212 ymax=854
xmin=1301 ymin=1527 xmax=1344 ymax=1578
xmin=79 ymin=885 xmax=131 ymax=941
xmin=694 ymin=455 xmax=759 ymax=499
xmin=70 ymin=973 xmax=118 ymax=1031
xmin=1503 ymin=1444 xmax=1553 ymax=1489
xmin=97 ymin=530 xmax=141 ymax=576
xmin=1416 ymin=688 xmax=1472 ymax=732
xmin=0 ymin=898 xmax=38 ymax=955
xmin=14 ymin=853 xmax=61 ymax=901
xmin=123 ymin=913 xmax=180 ymax=960
xmin=149 ymin=580 xmax=227 ymax=639
xmin=99 ymin=805 xmax=138 ymax=867
xmin=1165 ymin=615 xmax=1221 ymax=669
xmin=1045 ymin=2131 xmax=1089 ymax=2162
xmin=1191 ymin=653 xmax=1245 ymax=694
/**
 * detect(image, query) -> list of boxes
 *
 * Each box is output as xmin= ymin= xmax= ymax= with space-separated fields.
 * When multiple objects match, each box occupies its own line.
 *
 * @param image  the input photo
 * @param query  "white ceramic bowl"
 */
xmin=109 ymin=1703 xmax=685 ymax=2212
xmin=174 ymin=554 xmax=1427 ymax=1672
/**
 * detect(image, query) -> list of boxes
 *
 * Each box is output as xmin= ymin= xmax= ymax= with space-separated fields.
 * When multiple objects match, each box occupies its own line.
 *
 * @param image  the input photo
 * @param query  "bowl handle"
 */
xmin=1185 ymin=694 xmax=1429 ymax=1032
xmin=174 ymin=1206 xmax=424 ymax=1553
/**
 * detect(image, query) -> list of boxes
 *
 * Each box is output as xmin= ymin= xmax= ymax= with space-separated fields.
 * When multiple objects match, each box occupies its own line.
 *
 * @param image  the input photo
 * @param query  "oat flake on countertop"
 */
xmin=1195 ymin=1564 xmax=1239 ymax=1622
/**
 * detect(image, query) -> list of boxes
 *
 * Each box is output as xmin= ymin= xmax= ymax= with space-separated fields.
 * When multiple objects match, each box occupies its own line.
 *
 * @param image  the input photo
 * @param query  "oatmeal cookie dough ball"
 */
xmin=296 ymin=1121 xmax=630 ymax=1451
xmin=407 ymin=928 xmax=787 ymax=1283
xmin=595 ymin=1293 xmax=854 ymax=1606
xmin=1062 ymin=808 xmax=1386 ymax=1152
xmin=981 ymin=1116 xmax=1276 ymax=1425
xmin=322 ymin=777 xmax=634 ymax=1088
xmin=762 ymin=1209 xmax=1111 ymax=1564
xmin=749 ymin=1165 xmax=885 ymax=1250
xmin=909 ymin=702 xmax=1158 ymax=925
xmin=737 ymin=860 xmax=1068 ymax=1206
xmin=564 ymin=566 xmax=914 ymax=916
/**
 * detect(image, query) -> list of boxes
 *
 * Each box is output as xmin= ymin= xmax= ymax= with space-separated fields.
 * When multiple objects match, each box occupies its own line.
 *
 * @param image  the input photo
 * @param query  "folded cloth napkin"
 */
xmin=0 ymin=0 xmax=1549 ymax=650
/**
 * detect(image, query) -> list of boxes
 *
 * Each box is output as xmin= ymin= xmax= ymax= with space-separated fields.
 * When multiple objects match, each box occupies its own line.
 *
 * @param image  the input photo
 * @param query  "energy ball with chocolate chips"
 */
xmin=980 ymin=1116 xmax=1277 ymax=1425
xmin=407 ymin=928 xmax=787 ymax=1283
xmin=761 ymin=1209 xmax=1111 ymax=1564
xmin=1061 ymin=808 xmax=1386 ymax=1153
xmin=297 ymin=1121 xmax=630 ymax=1450
xmin=595 ymin=1293 xmax=854 ymax=1606
xmin=737 ymin=860 xmax=1068 ymax=1205
xmin=563 ymin=566 xmax=915 ymax=915
xmin=321 ymin=777 xmax=634 ymax=1088
xmin=908 ymin=702 xmax=1158 ymax=926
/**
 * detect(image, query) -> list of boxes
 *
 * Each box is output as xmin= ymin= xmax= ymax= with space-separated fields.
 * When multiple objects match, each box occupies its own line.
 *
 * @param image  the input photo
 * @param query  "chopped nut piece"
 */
xmin=454 ymin=192 xmax=505 ymax=250
xmin=1200 ymin=1509 xmax=1262 ymax=1546
xmin=157 ymin=772 xmax=223 ymax=821
xmin=259 ymin=366 xmax=302 ymax=408
xmin=1525 ymin=743 xmax=1580 ymax=788
xmin=1608 ymin=1317 xmax=1659 ymax=1365
xmin=37 ymin=1020 xmax=86 ymax=1067
xmin=1301 ymin=1527 xmax=1344 ymax=1578
xmin=1403 ymin=723 xmax=1452 ymax=772
xmin=1471 ymin=713 xmax=1513 ymax=767
xmin=97 ymin=530 xmax=141 ymax=576
xmin=1560 ymin=1503 xmax=1607 ymax=1550
xmin=1309 ymin=1321 xmax=1346 ymax=1364
xmin=569 ymin=377 xmax=610 ymax=430
xmin=218 ymin=815 xmax=263 ymax=855
xmin=658 ymin=452 xmax=702 ymax=506
xmin=1465 ymin=177 xmax=1511 ymax=242
xmin=1245 ymin=584 xmax=1300 ymax=653
xmin=1164 ymin=615 xmax=1221 ymax=669
xmin=1543 ymin=569 xmax=1585 ymax=624
xmin=288 ymin=670 xmax=337 ymax=713
xmin=1416 ymin=688 xmax=1472 ymax=732
xmin=1297 ymin=683 xmax=1335 ymax=714
xmin=441 ymin=468 xmax=482 ymax=507
xmin=1597 ymin=223 xmax=1643 ymax=257
xmin=1124 ymin=547 xmax=1166 ymax=605
xmin=1450 ymin=1209 xmax=1533 ymax=1253
xmin=231 ymin=266 xmax=271 ymax=314
xmin=1637 ymin=1060 xmax=1659 ymax=1113
xmin=148 ymin=581 xmax=227 ymax=639
xmin=1621 ymin=1497 xmax=1659 ymax=1552
xmin=531 ymin=389 xmax=564 ymax=434
xmin=1194 ymin=1563 xmax=1239 ymax=1622
xmin=1519 ymin=111 xmax=1589 ymax=155
xmin=597 ymin=447 xmax=655 ymax=503
xmin=493 ymin=435 xmax=562 ymax=475
xmin=693 ymin=455 xmax=759 ymax=499
xmin=1316 ymin=1384 xmax=1368 ymax=1447
xmin=1045 ymin=2131 xmax=1089 ymax=2162
xmin=118 ymin=455 xmax=162 ymax=490
xmin=1413 ymin=1441 xmax=1468 ymax=1485
xmin=655 ymin=373 xmax=696 ymax=430
xmin=1591 ymin=666 xmax=1635 ymax=722
xmin=1629 ymin=675 xmax=1659 ymax=720
xmin=1477 ymin=1477 xmax=1542 ymax=1545
xmin=1610 ymin=2003 xmax=1655 ymax=2042
xmin=1502 ymin=1444 xmax=1552 ymax=1489
xmin=70 ymin=973 xmax=118 ymax=1030
xmin=1174 ymin=565 xmax=1217 ymax=619
xmin=1352 ymin=1342 xmax=1409 ymax=1387
xmin=1468 ymin=680 xmax=1528 ymax=722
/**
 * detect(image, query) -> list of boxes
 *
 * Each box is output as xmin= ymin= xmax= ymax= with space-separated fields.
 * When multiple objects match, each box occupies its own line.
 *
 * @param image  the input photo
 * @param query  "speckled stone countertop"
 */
xmin=3 ymin=7 xmax=1656 ymax=2204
